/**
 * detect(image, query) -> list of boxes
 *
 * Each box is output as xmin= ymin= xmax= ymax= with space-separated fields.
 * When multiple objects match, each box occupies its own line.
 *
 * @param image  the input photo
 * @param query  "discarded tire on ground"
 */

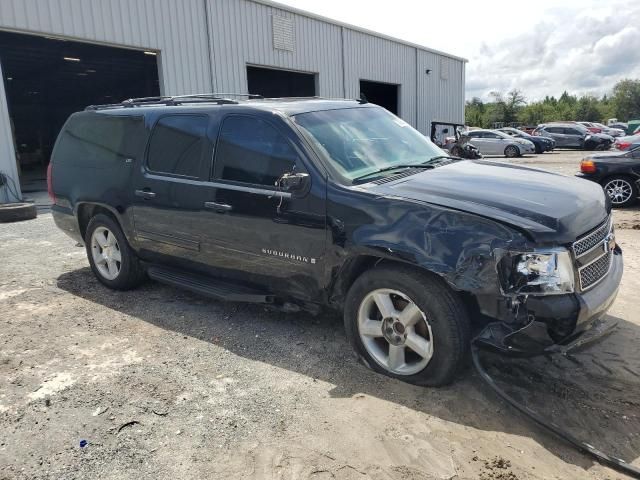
xmin=0 ymin=202 xmax=37 ymax=223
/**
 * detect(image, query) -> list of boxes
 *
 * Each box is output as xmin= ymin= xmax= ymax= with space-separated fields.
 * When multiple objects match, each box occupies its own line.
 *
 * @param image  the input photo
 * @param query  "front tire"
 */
xmin=85 ymin=213 xmax=146 ymax=290
xmin=344 ymin=265 xmax=470 ymax=387
xmin=504 ymin=145 xmax=520 ymax=158
xmin=602 ymin=176 xmax=638 ymax=208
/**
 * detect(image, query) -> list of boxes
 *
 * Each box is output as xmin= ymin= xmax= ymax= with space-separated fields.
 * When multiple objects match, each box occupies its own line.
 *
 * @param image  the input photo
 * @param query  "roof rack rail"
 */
xmin=85 ymin=93 xmax=264 ymax=111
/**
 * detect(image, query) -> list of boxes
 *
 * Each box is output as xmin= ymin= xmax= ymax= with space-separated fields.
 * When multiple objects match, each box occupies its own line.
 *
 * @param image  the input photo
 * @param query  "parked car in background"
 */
xmin=498 ymin=127 xmax=554 ymax=153
xmin=577 ymin=121 xmax=603 ymax=134
xmin=577 ymin=146 xmax=640 ymax=207
xmin=465 ymin=129 xmax=535 ymax=157
xmin=592 ymin=122 xmax=625 ymax=137
xmin=613 ymin=134 xmax=640 ymax=151
xmin=610 ymin=122 xmax=628 ymax=131
xmin=534 ymin=123 xmax=613 ymax=150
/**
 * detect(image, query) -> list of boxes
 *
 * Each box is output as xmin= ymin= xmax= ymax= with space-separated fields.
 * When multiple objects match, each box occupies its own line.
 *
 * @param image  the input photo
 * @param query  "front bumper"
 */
xmin=477 ymin=251 xmax=622 ymax=355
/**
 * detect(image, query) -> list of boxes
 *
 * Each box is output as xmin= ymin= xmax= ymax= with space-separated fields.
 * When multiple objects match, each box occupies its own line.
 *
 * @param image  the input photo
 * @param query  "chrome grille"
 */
xmin=572 ymin=218 xmax=611 ymax=257
xmin=572 ymin=216 xmax=613 ymax=291
xmin=579 ymin=252 xmax=612 ymax=290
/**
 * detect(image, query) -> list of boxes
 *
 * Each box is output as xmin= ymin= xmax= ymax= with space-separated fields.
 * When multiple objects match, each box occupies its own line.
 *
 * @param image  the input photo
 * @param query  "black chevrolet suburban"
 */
xmin=50 ymin=95 xmax=623 ymax=386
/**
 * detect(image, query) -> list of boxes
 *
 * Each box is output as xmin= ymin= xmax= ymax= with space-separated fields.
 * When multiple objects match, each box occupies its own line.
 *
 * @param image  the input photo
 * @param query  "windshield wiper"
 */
xmin=353 ymin=164 xmax=434 ymax=183
xmin=426 ymin=155 xmax=459 ymax=162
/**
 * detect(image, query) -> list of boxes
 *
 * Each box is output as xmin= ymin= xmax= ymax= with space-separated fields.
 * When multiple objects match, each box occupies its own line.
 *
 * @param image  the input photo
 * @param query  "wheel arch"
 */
xmin=504 ymin=144 xmax=521 ymax=156
xmin=76 ymin=202 xmax=125 ymax=240
xmin=328 ymin=254 xmax=448 ymax=308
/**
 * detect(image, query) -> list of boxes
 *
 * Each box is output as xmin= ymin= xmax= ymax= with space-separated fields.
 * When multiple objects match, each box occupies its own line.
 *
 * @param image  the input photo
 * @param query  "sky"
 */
xmin=275 ymin=0 xmax=640 ymax=102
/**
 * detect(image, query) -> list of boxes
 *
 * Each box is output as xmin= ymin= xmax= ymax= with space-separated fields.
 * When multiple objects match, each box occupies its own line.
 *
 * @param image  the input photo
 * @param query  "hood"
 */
xmin=370 ymin=160 xmax=608 ymax=244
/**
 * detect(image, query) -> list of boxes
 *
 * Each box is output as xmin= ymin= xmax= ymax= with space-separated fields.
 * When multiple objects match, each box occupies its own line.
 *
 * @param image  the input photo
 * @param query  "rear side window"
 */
xmin=545 ymin=127 xmax=562 ymax=134
xmin=53 ymin=113 xmax=145 ymax=167
xmin=564 ymin=128 xmax=581 ymax=135
xmin=147 ymin=115 xmax=209 ymax=178
xmin=213 ymin=116 xmax=298 ymax=186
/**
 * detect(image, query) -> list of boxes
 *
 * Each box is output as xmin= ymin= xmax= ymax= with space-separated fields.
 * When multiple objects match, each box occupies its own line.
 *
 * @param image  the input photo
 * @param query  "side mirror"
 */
xmin=278 ymin=172 xmax=310 ymax=193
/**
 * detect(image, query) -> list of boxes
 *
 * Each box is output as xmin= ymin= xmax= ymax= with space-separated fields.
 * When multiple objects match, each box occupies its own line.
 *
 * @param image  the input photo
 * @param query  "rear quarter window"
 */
xmin=52 ymin=113 xmax=146 ymax=168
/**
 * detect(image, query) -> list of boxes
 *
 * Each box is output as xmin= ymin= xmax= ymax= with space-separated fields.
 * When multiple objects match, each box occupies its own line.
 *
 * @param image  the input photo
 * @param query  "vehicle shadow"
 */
xmin=57 ymin=267 xmax=640 ymax=473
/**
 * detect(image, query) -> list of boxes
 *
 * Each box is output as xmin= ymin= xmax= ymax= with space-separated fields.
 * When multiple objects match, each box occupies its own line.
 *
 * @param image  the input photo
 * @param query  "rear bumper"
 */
xmin=52 ymin=205 xmax=84 ymax=244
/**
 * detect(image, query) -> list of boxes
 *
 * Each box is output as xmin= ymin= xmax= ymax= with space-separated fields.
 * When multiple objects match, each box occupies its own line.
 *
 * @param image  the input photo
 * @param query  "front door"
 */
xmin=201 ymin=113 xmax=327 ymax=301
xmin=131 ymin=114 xmax=213 ymax=265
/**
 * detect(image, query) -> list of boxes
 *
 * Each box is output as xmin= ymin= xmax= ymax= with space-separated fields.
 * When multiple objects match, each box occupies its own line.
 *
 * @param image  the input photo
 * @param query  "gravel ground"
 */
xmin=1 ymin=150 xmax=639 ymax=480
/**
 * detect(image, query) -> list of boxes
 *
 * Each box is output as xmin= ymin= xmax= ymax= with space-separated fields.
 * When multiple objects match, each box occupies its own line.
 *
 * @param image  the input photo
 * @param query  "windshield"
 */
xmin=292 ymin=107 xmax=446 ymax=183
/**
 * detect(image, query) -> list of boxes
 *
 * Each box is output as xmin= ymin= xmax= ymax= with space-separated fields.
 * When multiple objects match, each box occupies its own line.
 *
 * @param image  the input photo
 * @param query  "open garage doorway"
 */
xmin=359 ymin=80 xmax=399 ymax=115
xmin=247 ymin=65 xmax=316 ymax=98
xmin=0 ymin=31 xmax=160 ymax=192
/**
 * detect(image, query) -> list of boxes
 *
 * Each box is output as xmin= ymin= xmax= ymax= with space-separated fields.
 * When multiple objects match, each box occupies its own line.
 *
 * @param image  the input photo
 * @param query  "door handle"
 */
xmin=135 ymin=189 xmax=156 ymax=199
xmin=204 ymin=201 xmax=232 ymax=213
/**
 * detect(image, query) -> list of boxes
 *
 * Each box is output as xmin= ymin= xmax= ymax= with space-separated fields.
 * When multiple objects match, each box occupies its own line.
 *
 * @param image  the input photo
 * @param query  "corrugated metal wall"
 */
xmin=342 ymin=29 xmax=417 ymax=127
xmin=0 ymin=61 xmax=19 ymax=201
xmin=0 ymin=0 xmax=212 ymax=94
xmin=0 ymin=0 xmax=465 ymax=198
xmin=207 ymin=0 xmax=344 ymax=98
xmin=207 ymin=0 xmax=464 ymax=132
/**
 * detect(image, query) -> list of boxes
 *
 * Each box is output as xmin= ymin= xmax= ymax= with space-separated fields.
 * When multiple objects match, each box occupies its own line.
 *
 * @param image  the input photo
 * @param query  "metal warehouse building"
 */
xmin=0 ymin=0 xmax=466 ymax=201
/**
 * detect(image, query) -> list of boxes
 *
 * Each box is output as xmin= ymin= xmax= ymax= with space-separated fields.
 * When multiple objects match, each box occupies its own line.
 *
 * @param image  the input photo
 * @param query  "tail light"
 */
xmin=47 ymin=162 xmax=55 ymax=203
xmin=616 ymin=141 xmax=630 ymax=150
xmin=580 ymin=160 xmax=597 ymax=174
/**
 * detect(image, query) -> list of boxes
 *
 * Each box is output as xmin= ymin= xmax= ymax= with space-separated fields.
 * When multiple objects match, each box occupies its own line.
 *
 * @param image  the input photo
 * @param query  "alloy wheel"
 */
xmin=90 ymin=226 xmax=122 ymax=280
xmin=357 ymin=289 xmax=434 ymax=375
xmin=604 ymin=178 xmax=633 ymax=205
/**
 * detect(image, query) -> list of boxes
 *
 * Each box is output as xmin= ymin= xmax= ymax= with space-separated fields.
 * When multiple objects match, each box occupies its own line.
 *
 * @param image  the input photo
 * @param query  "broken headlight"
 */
xmin=499 ymin=249 xmax=575 ymax=295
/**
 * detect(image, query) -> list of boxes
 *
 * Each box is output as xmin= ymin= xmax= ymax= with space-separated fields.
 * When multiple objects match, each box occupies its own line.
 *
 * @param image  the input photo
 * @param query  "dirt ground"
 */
xmin=1 ymin=150 xmax=639 ymax=480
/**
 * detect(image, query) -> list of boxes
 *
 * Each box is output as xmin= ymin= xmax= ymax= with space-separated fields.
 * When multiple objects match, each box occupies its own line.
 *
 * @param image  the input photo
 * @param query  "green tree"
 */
xmin=574 ymin=96 xmax=601 ymax=122
xmin=612 ymin=79 xmax=640 ymax=120
xmin=463 ymin=79 xmax=640 ymax=126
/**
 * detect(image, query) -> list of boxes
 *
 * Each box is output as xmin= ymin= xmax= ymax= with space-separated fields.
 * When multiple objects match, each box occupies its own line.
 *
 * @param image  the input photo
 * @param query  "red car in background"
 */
xmin=577 ymin=122 xmax=602 ymax=133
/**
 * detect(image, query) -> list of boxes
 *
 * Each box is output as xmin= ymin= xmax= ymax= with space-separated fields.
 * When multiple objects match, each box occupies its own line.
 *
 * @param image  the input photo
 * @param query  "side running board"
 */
xmin=147 ymin=266 xmax=274 ymax=304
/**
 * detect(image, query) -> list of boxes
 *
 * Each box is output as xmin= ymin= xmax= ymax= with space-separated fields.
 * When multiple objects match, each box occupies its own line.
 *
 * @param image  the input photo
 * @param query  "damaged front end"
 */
xmin=475 ymin=221 xmax=623 ymax=356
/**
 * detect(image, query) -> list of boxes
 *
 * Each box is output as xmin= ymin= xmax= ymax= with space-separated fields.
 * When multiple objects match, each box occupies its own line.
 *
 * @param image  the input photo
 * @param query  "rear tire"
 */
xmin=344 ymin=265 xmax=470 ymax=387
xmin=602 ymin=176 xmax=638 ymax=208
xmin=504 ymin=145 xmax=520 ymax=158
xmin=85 ymin=213 xmax=146 ymax=290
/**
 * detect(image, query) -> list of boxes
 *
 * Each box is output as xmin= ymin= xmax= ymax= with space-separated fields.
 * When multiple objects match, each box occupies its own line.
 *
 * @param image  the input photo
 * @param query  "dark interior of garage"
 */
xmin=247 ymin=66 xmax=316 ymax=98
xmin=0 ymin=30 xmax=160 ymax=190
xmin=359 ymin=80 xmax=399 ymax=114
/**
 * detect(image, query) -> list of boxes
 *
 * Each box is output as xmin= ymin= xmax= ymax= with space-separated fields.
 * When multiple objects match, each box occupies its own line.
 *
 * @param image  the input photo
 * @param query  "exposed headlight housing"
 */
xmin=498 ymin=249 xmax=575 ymax=295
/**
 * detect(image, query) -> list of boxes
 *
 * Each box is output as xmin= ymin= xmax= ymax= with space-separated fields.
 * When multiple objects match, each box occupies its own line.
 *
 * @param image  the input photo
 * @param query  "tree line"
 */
xmin=465 ymin=79 xmax=640 ymax=128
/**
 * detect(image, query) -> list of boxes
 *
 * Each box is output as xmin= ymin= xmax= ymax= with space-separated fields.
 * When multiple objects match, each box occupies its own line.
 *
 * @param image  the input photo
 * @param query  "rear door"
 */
xmin=563 ymin=127 xmax=584 ymax=148
xmin=545 ymin=127 xmax=566 ymax=146
xmin=201 ymin=113 xmax=327 ymax=300
xmin=131 ymin=114 xmax=213 ymax=264
xmin=484 ymin=132 xmax=506 ymax=155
